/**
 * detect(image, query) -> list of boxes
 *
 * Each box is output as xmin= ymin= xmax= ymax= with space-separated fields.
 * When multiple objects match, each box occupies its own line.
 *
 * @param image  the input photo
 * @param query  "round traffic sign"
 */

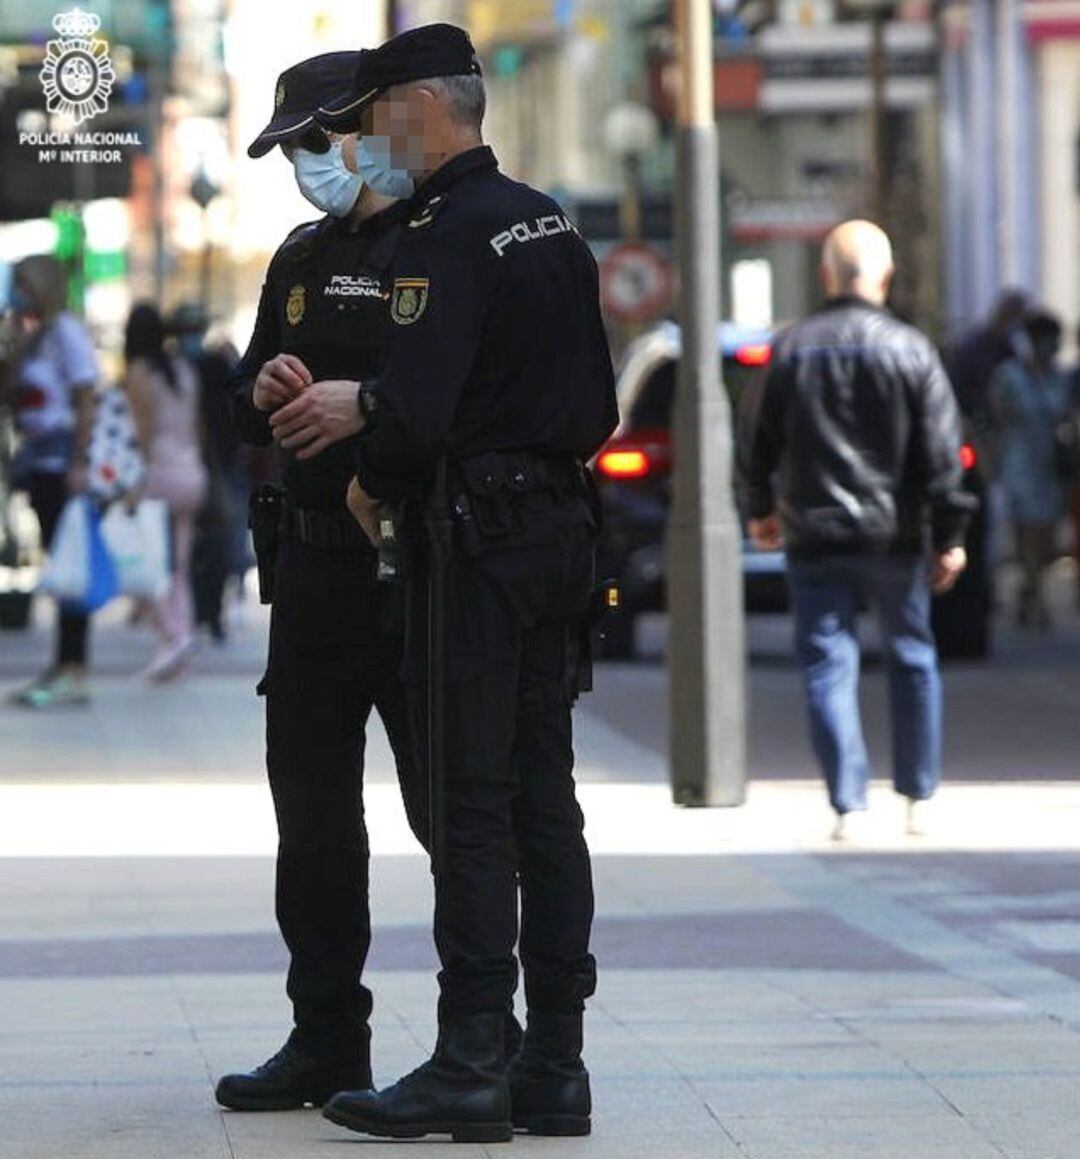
xmin=600 ymin=242 xmax=673 ymax=324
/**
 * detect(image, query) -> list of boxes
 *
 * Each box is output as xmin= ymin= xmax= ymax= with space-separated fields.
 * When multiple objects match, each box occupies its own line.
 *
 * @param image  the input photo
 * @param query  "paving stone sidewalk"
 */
xmin=3 ymin=595 xmax=1080 ymax=1157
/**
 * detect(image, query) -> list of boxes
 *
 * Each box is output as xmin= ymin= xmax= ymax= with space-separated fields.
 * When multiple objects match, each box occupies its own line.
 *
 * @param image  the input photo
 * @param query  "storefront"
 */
xmin=1029 ymin=1 xmax=1080 ymax=345
xmin=647 ymin=11 xmax=944 ymax=329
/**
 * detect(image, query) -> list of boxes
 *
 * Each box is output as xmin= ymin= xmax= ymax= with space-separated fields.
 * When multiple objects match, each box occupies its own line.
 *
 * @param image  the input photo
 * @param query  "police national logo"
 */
xmin=286 ymin=284 xmax=306 ymax=326
xmin=40 ymin=9 xmax=115 ymax=126
xmin=390 ymin=278 xmax=429 ymax=326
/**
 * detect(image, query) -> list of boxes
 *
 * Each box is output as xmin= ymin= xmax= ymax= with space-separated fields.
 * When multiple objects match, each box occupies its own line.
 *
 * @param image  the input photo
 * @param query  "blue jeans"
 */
xmin=787 ymin=554 xmax=942 ymax=815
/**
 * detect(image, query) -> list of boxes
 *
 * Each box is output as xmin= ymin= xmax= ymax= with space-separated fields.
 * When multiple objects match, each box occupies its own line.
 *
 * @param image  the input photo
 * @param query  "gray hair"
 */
xmin=424 ymin=73 xmax=486 ymax=131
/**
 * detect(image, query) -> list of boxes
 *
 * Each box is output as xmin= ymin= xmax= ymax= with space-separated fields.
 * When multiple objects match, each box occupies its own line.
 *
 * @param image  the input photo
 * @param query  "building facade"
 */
xmin=941 ymin=0 xmax=1080 ymax=343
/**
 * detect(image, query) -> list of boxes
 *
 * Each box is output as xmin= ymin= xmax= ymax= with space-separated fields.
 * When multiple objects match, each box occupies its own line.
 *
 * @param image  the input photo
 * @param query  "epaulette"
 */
xmin=272 ymin=219 xmax=325 ymax=269
xmin=406 ymin=192 xmax=449 ymax=231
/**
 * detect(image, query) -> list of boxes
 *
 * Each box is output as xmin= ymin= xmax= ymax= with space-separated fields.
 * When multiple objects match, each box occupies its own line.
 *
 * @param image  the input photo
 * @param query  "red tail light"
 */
xmin=595 ymin=429 xmax=672 ymax=480
xmin=959 ymin=443 xmax=977 ymax=471
xmin=734 ymin=343 xmax=772 ymax=367
xmin=597 ymin=449 xmax=651 ymax=478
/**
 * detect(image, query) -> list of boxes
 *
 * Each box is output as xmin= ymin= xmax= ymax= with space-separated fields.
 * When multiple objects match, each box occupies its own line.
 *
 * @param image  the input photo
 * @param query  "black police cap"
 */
xmin=247 ymin=51 xmax=359 ymax=159
xmin=315 ymin=23 xmax=482 ymax=131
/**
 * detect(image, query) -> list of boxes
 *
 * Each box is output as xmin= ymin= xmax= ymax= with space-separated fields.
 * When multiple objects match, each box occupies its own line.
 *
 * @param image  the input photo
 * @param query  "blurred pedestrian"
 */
xmin=989 ymin=309 xmax=1071 ymax=630
xmin=167 ymin=302 xmax=242 ymax=642
xmin=6 ymin=255 xmax=98 ymax=709
xmin=947 ymin=289 xmax=1029 ymax=423
xmin=947 ymin=289 xmax=1030 ymax=582
xmin=123 ymin=302 xmax=206 ymax=679
xmin=1070 ymin=324 xmax=1080 ymax=607
xmin=744 ymin=220 xmax=972 ymax=841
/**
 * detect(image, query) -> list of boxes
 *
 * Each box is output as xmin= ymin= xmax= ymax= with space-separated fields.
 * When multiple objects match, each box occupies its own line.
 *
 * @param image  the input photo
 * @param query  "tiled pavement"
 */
xmin=5 ymin=842 xmax=1080 ymax=1158
xmin=3 ymin=584 xmax=1080 ymax=1157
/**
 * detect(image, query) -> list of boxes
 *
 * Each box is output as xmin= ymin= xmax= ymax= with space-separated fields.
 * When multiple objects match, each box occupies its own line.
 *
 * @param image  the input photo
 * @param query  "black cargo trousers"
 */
xmin=403 ymin=476 xmax=599 ymax=1026
xmin=262 ymin=534 xmax=428 ymax=1058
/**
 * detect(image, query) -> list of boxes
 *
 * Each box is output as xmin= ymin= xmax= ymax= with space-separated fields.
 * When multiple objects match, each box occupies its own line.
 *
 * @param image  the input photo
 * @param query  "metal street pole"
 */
xmin=667 ymin=0 xmax=745 ymax=807
xmin=868 ymin=11 xmax=888 ymax=225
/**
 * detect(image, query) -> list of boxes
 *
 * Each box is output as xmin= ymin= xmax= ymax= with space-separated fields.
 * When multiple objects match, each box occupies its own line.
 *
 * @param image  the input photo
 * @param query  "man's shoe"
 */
xmin=830 ymin=809 xmax=869 ymax=844
xmin=323 ymin=1011 xmax=511 ymax=1142
xmin=509 ymin=1011 xmax=591 ymax=1136
xmin=215 ymin=1030 xmax=371 ymax=1111
xmin=905 ymin=797 xmax=931 ymax=837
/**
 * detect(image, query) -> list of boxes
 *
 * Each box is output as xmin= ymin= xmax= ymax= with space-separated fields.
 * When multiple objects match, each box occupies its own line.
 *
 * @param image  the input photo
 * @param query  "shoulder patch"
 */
xmin=407 ymin=193 xmax=448 ymax=230
xmin=390 ymin=277 xmax=429 ymax=325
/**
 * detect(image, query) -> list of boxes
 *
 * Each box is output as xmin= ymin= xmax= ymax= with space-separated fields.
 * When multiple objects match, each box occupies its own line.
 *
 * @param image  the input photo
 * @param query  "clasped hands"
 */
xmin=254 ymin=353 xmax=383 ymax=545
xmin=255 ymin=354 xmax=365 ymax=461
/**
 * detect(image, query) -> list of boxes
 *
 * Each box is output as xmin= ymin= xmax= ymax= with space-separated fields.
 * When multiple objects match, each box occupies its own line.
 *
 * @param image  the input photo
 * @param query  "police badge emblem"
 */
xmin=390 ymin=278 xmax=429 ymax=325
xmin=39 ymin=9 xmax=116 ymax=126
xmin=286 ymin=284 xmax=306 ymax=326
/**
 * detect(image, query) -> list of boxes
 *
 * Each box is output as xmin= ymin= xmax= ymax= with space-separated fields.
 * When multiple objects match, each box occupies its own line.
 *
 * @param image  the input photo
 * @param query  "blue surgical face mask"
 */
xmin=292 ymin=140 xmax=363 ymax=217
xmin=356 ymin=135 xmax=415 ymax=200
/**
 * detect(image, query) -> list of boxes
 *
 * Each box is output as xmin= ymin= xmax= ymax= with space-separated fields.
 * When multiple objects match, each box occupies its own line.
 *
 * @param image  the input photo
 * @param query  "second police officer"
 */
xmin=213 ymin=53 xmax=426 ymax=1112
xmin=264 ymin=24 xmax=620 ymax=1143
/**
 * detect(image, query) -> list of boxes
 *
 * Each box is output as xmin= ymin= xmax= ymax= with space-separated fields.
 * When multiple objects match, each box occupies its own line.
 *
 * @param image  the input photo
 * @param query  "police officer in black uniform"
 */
xmin=213 ymin=52 xmax=426 ymax=1113
xmin=282 ymin=25 xmax=619 ymax=1143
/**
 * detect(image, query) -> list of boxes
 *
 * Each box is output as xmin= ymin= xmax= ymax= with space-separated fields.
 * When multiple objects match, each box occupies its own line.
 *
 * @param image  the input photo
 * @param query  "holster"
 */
xmin=375 ymin=500 xmax=413 ymax=583
xmin=542 ymin=579 xmax=620 ymax=703
xmin=248 ymin=484 xmax=285 ymax=605
xmin=577 ymin=578 xmax=621 ymax=696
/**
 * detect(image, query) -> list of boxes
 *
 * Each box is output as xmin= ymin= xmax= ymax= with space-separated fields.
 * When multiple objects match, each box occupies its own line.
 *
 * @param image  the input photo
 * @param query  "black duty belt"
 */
xmin=281 ymin=502 xmax=372 ymax=551
xmin=454 ymin=451 xmax=583 ymax=498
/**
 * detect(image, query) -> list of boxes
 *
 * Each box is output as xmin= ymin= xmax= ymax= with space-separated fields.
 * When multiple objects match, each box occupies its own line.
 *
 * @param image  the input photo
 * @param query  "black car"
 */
xmin=593 ymin=320 xmax=990 ymax=660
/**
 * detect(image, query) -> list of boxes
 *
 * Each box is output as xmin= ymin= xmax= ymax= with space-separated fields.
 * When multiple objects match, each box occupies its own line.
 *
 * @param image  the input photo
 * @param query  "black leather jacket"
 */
xmin=742 ymin=297 xmax=973 ymax=558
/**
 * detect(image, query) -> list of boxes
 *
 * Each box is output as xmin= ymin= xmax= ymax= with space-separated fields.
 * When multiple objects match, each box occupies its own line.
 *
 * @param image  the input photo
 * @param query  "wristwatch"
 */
xmin=356 ymin=381 xmax=379 ymax=422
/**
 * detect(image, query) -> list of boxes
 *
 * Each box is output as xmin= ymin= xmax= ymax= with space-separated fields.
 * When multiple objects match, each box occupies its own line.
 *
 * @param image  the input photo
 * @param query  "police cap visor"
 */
xmin=247 ymin=51 xmax=359 ymax=159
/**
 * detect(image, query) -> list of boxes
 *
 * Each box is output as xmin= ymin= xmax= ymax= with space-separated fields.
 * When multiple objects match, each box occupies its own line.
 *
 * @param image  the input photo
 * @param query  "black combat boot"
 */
xmin=323 ymin=1011 xmax=512 ymax=1142
xmin=509 ymin=1010 xmax=591 ymax=1136
xmin=215 ymin=1028 xmax=371 ymax=1111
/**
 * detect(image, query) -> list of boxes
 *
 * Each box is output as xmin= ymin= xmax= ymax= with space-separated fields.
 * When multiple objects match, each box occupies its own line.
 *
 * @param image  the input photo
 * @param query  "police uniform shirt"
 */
xmin=230 ymin=201 xmax=411 ymax=509
xmin=353 ymin=146 xmax=618 ymax=498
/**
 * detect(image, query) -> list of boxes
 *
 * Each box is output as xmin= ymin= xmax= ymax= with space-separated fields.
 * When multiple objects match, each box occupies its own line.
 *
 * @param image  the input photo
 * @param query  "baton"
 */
xmin=424 ymin=455 xmax=452 ymax=871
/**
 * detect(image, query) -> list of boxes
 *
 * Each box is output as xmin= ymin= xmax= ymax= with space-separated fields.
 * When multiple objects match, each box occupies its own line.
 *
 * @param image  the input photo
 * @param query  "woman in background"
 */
xmin=990 ymin=309 xmax=1071 ymax=630
xmin=124 ymin=302 xmax=207 ymax=680
xmin=1068 ymin=323 xmax=1080 ymax=610
xmin=7 ymin=255 xmax=98 ymax=709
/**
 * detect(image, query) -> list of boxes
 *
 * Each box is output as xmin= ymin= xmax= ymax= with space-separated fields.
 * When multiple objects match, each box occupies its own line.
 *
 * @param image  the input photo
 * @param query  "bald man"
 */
xmin=743 ymin=220 xmax=972 ymax=840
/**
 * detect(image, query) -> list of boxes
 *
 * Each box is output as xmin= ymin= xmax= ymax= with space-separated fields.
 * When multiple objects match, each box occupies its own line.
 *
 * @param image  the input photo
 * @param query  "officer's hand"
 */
xmin=346 ymin=478 xmax=383 ymax=545
xmin=931 ymin=546 xmax=967 ymax=594
xmin=270 ymin=379 xmax=366 ymax=459
xmin=748 ymin=514 xmax=783 ymax=552
xmin=253 ymin=354 xmax=312 ymax=412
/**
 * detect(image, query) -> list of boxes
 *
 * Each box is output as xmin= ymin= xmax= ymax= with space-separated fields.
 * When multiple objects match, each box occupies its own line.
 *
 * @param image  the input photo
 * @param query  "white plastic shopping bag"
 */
xmin=101 ymin=499 xmax=170 ymax=599
xmin=38 ymin=496 xmax=90 ymax=601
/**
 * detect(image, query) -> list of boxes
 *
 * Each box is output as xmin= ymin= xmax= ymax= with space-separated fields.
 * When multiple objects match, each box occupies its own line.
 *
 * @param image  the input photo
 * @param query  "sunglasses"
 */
xmin=281 ymin=125 xmax=332 ymax=160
